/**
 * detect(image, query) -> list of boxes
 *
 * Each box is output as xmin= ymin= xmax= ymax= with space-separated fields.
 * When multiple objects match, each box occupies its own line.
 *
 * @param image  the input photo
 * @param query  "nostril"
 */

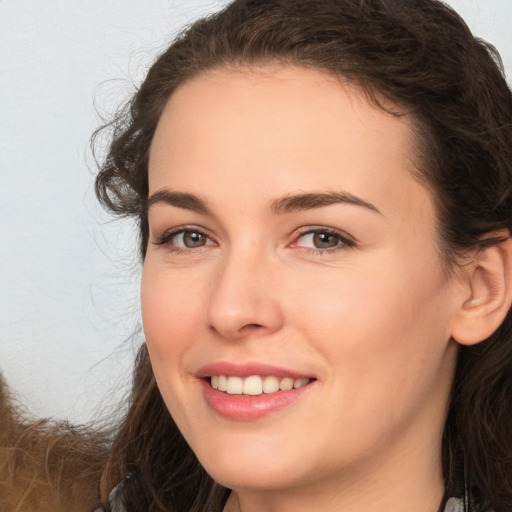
xmin=239 ymin=323 xmax=265 ymax=333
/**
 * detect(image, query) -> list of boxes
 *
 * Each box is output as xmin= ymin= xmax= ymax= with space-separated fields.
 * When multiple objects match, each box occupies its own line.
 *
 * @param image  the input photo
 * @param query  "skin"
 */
xmin=142 ymin=65 xmax=467 ymax=512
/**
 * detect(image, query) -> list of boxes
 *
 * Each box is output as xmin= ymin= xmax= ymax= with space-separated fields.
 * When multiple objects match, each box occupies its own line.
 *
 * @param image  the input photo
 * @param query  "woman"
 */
xmin=4 ymin=0 xmax=511 ymax=511
xmin=91 ymin=1 xmax=512 ymax=511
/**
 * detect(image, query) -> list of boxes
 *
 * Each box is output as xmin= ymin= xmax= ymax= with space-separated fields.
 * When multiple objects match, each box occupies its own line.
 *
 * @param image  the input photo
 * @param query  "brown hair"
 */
xmin=94 ymin=1 xmax=512 ymax=510
xmin=0 ymin=374 xmax=108 ymax=512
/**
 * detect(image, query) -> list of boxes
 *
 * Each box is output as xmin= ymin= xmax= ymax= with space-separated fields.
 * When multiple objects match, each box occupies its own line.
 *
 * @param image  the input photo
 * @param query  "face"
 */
xmin=142 ymin=66 xmax=461 ymax=496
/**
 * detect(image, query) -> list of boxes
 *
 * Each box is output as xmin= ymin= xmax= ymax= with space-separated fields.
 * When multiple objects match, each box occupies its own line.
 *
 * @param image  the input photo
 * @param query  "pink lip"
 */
xmin=195 ymin=361 xmax=316 ymax=421
xmin=198 ymin=379 xmax=315 ymax=421
xmin=195 ymin=361 xmax=312 ymax=379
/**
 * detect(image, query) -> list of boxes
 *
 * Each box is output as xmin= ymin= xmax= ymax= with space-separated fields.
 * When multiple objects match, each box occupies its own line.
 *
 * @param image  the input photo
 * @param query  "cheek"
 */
xmin=289 ymin=262 xmax=455 ymax=456
xmin=140 ymin=262 xmax=203 ymax=431
xmin=140 ymin=262 xmax=200 ymax=366
xmin=292 ymin=252 xmax=453 ymax=381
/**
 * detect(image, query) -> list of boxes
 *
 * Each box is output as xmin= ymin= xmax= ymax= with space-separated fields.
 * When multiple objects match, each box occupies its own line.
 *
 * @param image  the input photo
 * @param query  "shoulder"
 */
xmin=444 ymin=498 xmax=465 ymax=512
xmin=444 ymin=496 xmax=501 ymax=512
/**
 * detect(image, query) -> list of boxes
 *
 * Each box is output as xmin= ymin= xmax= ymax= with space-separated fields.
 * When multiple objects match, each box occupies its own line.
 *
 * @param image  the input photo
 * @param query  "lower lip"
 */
xmin=198 ymin=379 xmax=314 ymax=421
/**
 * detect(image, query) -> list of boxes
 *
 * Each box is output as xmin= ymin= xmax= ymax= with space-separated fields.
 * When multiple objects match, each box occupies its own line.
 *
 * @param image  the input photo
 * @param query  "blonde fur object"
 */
xmin=0 ymin=375 xmax=108 ymax=512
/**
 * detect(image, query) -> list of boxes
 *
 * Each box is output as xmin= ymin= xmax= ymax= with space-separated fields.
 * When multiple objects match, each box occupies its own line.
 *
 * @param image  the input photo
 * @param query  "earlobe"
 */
xmin=451 ymin=236 xmax=512 ymax=346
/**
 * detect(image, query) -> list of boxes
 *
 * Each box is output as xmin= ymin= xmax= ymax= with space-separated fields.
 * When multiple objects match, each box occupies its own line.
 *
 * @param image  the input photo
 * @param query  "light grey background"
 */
xmin=1 ymin=1 xmax=511 ymax=424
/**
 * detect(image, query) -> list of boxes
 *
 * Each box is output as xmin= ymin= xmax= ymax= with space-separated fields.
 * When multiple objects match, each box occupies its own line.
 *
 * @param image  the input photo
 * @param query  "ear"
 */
xmin=451 ymin=236 xmax=512 ymax=346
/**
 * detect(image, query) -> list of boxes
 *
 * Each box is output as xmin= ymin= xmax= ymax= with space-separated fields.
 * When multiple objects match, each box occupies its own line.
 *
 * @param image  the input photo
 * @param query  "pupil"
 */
xmin=184 ymin=232 xmax=205 ymax=247
xmin=313 ymin=232 xmax=338 ymax=248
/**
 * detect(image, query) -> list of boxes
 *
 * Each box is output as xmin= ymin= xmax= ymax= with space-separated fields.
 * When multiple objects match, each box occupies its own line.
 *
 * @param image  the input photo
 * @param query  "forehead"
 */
xmin=148 ymin=65 xmax=431 ymax=223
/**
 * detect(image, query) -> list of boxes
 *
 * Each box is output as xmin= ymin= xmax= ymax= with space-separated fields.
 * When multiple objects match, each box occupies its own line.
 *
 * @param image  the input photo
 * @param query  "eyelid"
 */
xmin=152 ymin=225 xmax=217 ymax=248
xmin=289 ymin=226 xmax=357 ymax=251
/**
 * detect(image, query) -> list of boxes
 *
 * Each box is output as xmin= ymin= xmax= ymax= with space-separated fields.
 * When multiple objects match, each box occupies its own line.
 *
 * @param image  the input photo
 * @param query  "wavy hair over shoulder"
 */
xmin=94 ymin=1 xmax=512 ymax=510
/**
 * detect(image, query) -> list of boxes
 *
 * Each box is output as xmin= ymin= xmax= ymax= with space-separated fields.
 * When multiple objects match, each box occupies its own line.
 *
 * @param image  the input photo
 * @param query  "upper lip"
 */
xmin=195 ymin=361 xmax=314 ymax=379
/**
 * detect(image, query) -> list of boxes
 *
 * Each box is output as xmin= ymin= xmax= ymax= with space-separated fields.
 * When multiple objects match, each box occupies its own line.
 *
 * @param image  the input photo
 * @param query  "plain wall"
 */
xmin=1 ymin=0 xmax=511 ymax=423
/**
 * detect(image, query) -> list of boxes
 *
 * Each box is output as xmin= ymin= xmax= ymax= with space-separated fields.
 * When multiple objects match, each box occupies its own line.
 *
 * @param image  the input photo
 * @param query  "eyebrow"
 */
xmin=146 ymin=189 xmax=381 ymax=216
xmin=269 ymin=191 xmax=382 ymax=215
xmin=146 ymin=190 xmax=212 ymax=215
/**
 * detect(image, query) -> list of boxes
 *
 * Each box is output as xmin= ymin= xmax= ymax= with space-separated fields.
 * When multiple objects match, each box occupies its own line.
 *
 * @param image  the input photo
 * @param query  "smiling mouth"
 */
xmin=209 ymin=375 xmax=313 ymax=396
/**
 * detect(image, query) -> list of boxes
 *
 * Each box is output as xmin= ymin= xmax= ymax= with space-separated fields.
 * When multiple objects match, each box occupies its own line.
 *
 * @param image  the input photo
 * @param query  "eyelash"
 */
xmin=291 ymin=227 xmax=356 ymax=254
xmin=154 ymin=226 xmax=216 ymax=254
xmin=153 ymin=226 xmax=356 ymax=254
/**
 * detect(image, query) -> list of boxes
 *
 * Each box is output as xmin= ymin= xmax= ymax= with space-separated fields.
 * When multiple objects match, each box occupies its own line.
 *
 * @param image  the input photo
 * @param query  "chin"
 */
xmin=196 ymin=439 xmax=314 ymax=492
xmin=208 ymin=465 xmax=300 ymax=492
xmin=199 ymin=450 xmax=297 ymax=490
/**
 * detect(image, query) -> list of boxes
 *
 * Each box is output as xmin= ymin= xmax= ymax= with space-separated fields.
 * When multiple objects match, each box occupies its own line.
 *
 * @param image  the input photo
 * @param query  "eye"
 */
xmin=155 ymin=228 xmax=215 ymax=250
xmin=300 ymin=232 xmax=340 ymax=249
xmin=292 ymin=228 xmax=355 ymax=251
xmin=174 ymin=230 xmax=209 ymax=248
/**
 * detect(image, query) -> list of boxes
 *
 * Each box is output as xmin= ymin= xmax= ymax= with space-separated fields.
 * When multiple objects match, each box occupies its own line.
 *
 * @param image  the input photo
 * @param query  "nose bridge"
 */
xmin=206 ymin=241 xmax=283 ymax=339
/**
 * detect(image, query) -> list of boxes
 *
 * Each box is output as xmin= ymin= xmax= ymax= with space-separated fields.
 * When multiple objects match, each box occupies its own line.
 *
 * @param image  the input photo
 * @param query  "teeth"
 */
xmin=294 ymin=378 xmax=310 ymax=389
xmin=218 ymin=375 xmax=227 ymax=392
xmin=243 ymin=375 xmax=263 ymax=396
xmin=210 ymin=375 xmax=311 ymax=395
xmin=279 ymin=377 xmax=294 ymax=391
xmin=263 ymin=375 xmax=280 ymax=393
xmin=226 ymin=376 xmax=243 ymax=394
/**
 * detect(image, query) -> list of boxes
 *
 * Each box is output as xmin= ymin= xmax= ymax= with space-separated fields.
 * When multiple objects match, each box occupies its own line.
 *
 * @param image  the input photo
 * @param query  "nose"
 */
xmin=205 ymin=249 xmax=284 ymax=340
